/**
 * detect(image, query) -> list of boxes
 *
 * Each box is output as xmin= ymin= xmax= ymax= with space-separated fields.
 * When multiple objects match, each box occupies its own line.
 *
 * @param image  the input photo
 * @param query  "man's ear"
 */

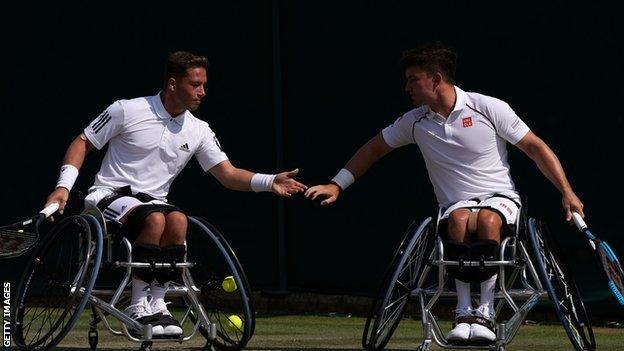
xmin=167 ymin=77 xmax=177 ymax=92
xmin=432 ymin=72 xmax=443 ymax=90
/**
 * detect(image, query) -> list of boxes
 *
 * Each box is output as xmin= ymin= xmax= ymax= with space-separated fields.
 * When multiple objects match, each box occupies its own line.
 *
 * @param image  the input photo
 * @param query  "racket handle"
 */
xmin=40 ymin=203 xmax=60 ymax=218
xmin=571 ymin=212 xmax=587 ymax=231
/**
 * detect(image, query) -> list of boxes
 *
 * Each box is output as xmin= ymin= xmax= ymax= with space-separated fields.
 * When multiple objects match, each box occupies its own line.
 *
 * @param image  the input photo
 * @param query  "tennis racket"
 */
xmin=572 ymin=212 xmax=624 ymax=306
xmin=0 ymin=203 xmax=59 ymax=259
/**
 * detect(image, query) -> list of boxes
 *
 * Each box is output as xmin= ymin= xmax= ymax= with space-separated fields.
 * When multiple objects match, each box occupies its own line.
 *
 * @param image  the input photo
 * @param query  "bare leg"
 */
xmin=134 ymin=212 xmax=167 ymax=245
xmin=159 ymin=211 xmax=188 ymax=246
xmin=446 ymin=208 xmax=472 ymax=244
xmin=476 ymin=209 xmax=502 ymax=243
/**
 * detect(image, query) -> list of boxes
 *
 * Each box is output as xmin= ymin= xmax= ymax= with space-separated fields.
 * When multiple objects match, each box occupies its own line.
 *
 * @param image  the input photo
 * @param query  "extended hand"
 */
xmin=272 ymin=169 xmax=308 ymax=197
xmin=304 ymin=183 xmax=341 ymax=206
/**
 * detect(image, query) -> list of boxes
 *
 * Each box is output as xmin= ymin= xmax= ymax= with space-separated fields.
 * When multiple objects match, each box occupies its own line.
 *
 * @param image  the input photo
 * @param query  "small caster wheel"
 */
xmin=138 ymin=341 xmax=153 ymax=351
xmin=88 ymin=328 xmax=98 ymax=350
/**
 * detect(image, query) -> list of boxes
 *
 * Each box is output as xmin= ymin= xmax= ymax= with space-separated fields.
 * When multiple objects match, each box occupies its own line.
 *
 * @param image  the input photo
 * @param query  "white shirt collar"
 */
xmin=425 ymin=85 xmax=467 ymax=120
xmin=451 ymin=86 xmax=467 ymax=115
xmin=152 ymin=92 xmax=186 ymax=126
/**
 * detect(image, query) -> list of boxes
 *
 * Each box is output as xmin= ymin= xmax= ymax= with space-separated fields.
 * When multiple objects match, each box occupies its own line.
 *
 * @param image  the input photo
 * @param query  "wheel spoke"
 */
xmin=364 ymin=219 xmax=433 ymax=351
xmin=530 ymin=219 xmax=594 ymax=351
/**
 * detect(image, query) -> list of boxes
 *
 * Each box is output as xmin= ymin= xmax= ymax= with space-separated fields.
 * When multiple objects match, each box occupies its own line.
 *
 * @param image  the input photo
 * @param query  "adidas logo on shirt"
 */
xmin=179 ymin=143 xmax=190 ymax=152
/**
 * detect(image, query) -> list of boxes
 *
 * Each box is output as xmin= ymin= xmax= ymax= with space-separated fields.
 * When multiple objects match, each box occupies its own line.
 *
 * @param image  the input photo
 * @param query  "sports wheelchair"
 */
xmin=362 ymin=204 xmax=596 ymax=351
xmin=11 ymin=205 xmax=255 ymax=351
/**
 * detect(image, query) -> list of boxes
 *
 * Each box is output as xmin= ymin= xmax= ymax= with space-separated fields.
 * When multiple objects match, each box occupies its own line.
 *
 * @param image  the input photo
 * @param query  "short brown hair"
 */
xmin=164 ymin=51 xmax=209 ymax=81
xmin=401 ymin=42 xmax=457 ymax=84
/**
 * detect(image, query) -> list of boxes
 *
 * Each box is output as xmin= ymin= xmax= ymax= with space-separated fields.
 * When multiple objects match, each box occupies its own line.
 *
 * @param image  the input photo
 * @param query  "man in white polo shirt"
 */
xmin=305 ymin=43 xmax=584 ymax=344
xmin=44 ymin=51 xmax=307 ymax=337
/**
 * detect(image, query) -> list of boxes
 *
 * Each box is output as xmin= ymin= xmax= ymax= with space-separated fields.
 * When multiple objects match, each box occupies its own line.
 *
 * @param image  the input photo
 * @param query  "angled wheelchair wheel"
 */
xmin=12 ymin=215 xmax=103 ymax=351
xmin=185 ymin=216 xmax=255 ymax=351
xmin=363 ymin=217 xmax=435 ymax=351
xmin=528 ymin=218 xmax=596 ymax=351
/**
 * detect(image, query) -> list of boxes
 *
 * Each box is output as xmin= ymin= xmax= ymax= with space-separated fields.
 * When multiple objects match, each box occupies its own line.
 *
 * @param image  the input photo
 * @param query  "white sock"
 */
xmin=150 ymin=280 xmax=169 ymax=304
xmin=479 ymin=274 xmax=497 ymax=317
xmin=455 ymin=279 xmax=472 ymax=313
xmin=131 ymin=278 xmax=150 ymax=306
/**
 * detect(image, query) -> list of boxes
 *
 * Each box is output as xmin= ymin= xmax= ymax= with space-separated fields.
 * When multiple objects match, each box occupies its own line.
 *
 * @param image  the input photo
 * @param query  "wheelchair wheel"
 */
xmin=363 ymin=217 xmax=434 ymax=351
xmin=185 ymin=216 xmax=255 ymax=351
xmin=12 ymin=215 xmax=103 ymax=351
xmin=528 ymin=218 xmax=596 ymax=351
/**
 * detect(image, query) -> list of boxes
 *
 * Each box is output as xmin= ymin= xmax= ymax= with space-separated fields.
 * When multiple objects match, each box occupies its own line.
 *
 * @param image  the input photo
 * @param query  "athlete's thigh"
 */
xmin=477 ymin=197 xmax=519 ymax=225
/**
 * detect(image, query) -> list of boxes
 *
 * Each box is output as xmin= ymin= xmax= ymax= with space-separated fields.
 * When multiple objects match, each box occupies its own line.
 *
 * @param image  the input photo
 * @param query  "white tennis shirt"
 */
xmin=382 ymin=86 xmax=529 ymax=207
xmin=83 ymin=92 xmax=228 ymax=206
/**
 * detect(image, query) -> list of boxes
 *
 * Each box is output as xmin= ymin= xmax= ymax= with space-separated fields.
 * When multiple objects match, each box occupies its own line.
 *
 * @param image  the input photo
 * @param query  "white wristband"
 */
xmin=331 ymin=168 xmax=355 ymax=190
xmin=250 ymin=173 xmax=277 ymax=192
xmin=56 ymin=164 xmax=79 ymax=192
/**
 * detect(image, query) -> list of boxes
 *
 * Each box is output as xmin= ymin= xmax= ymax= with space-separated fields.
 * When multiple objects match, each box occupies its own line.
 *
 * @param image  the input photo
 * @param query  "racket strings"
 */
xmin=0 ymin=228 xmax=38 ymax=252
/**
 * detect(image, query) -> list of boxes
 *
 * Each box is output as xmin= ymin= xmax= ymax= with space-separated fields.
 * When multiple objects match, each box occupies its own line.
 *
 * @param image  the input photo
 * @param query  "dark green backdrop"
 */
xmin=1 ymin=1 xmax=622 ymax=315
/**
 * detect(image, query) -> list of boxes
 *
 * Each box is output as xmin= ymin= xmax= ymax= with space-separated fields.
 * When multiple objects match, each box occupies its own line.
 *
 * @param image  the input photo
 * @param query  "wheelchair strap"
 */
xmin=467 ymin=210 xmax=480 ymax=234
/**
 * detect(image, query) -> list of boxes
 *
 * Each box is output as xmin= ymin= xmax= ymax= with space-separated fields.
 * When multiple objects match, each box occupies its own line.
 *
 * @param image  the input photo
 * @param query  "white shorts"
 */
xmin=85 ymin=187 xmax=169 ymax=222
xmin=100 ymin=196 xmax=169 ymax=222
xmin=441 ymin=196 xmax=520 ymax=225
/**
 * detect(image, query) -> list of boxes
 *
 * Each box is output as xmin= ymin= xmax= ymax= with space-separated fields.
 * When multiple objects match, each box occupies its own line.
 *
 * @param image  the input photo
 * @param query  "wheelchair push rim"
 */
xmin=363 ymin=217 xmax=434 ymax=351
xmin=12 ymin=215 xmax=103 ymax=351
xmin=186 ymin=216 xmax=255 ymax=351
xmin=528 ymin=218 xmax=596 ymax=351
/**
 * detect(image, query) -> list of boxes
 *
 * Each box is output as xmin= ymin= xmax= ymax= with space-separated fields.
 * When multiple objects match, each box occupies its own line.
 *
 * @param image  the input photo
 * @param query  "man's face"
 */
xmin=173 ymin=67 xmax=207 ymax=112
xmin=404 ymin=66 xmax=436 ymax=106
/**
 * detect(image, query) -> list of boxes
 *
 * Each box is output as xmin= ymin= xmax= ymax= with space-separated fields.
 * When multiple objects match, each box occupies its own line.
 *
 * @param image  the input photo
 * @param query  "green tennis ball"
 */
xmin=18 ymin=229 xmax=24 ymax=233
xmin=222 ymin=276 xmax=237 ymax=292
xmin=226 ymin=314 xmax=243 ymax=331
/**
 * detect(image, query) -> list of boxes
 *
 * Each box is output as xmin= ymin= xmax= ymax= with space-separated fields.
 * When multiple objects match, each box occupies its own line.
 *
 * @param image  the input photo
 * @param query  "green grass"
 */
xmin=46 ymin=312 xmax=624 ymax=350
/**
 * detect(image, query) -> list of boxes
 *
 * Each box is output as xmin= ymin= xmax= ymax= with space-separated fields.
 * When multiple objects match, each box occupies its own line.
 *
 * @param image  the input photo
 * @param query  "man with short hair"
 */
xmin=45 ymin=51 xmax=307 ymax=337
xmin=305 ymin=43 xmax=583 ymax=344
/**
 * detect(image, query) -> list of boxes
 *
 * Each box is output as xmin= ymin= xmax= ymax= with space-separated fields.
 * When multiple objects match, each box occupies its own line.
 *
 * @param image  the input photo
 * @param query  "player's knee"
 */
xmin=166 ymin=211 xmax=187 ymax=229
xmin=447 ymin=209 xmax=470 ymax=238
xmin=165 ymin=211 xmax=188 ymax=241
xmin=477 ymin=210 xmax=502 ymax=238
xmin=143 ymin=212 xmax=167 ymax=231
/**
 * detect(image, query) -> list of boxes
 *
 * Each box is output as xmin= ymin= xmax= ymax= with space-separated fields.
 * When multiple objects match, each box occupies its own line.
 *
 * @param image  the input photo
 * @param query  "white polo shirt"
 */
xmin=382 ymin=86 xmax=529 ymax=207
xmin=83 ymin=92 xmax=228 ymax=206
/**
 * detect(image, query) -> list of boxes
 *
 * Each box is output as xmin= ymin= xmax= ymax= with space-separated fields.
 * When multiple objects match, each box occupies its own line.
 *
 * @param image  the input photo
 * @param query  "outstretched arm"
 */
xmin=305 ymin=133 xmax=394 ymax=205
xmin=209 ymin=160 xmax=308 ymax=197
xmin=515 ymin=131 xmax=583 ymax=220
xmin=46 ymin=134 xmax=94 ymax=213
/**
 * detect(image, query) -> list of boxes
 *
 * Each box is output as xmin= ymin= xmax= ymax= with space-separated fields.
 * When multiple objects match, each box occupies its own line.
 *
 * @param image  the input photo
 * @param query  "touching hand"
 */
xmin=304 ymin=183 xmax=341 ymax=206
xmin=272 ymin=169 xmax=308 ymax=197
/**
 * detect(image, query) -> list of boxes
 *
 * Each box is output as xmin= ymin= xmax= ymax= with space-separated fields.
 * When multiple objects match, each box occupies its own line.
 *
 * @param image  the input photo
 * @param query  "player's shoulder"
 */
xmin=184 ymin=111 xmax=214 ymax=134
xmin=116 ymin=95 xmax=152 ymax=113
xmin=398 ymin=106 xmax=429 ymax=123
xmin=464 ymin=91 xmax=511 ymax=116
